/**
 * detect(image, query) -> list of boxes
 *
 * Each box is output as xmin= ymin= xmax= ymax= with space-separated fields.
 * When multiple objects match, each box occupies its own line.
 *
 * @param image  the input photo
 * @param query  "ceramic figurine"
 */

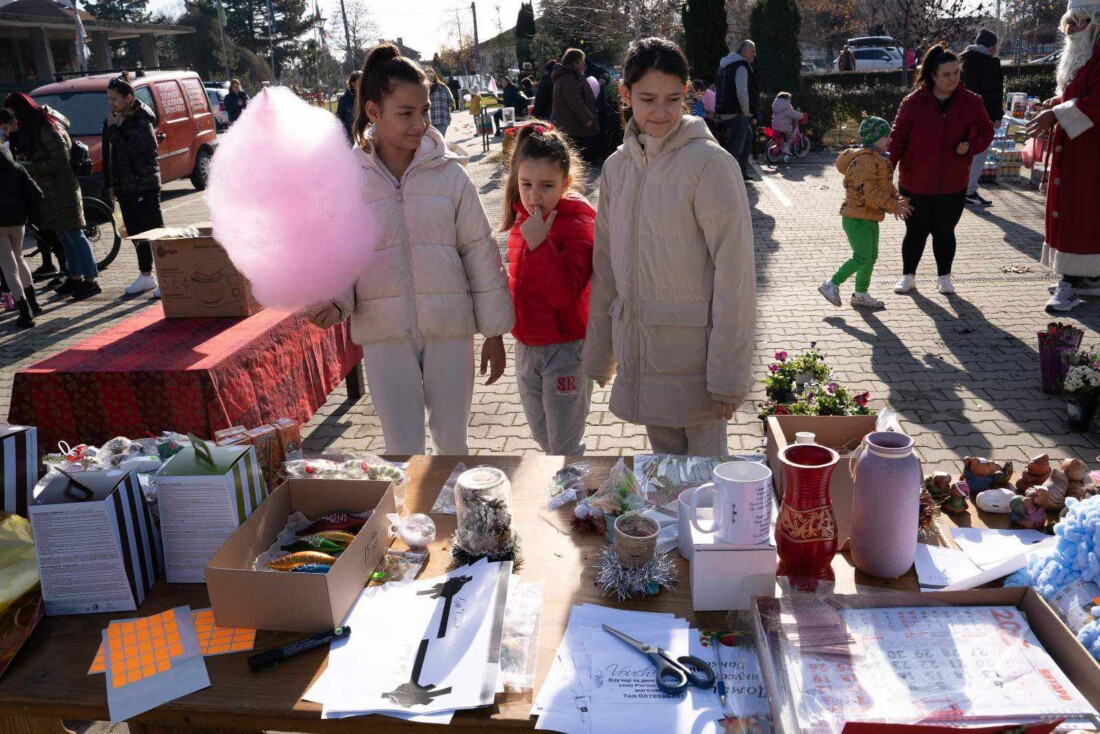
xmin=1015 ymin=453 xmax=1052 ymax=494
xmin=1063 ymin=458 xmax=1096 ymax=502
xmin=1009 ymin=495 xmax=1047 ymax=530
xmin=924 ymin=471 xmax=953 ymax=501
xmin=1029 ymin=458 xmax=1096 ymax=512
xmin=942 ymin=481 xmax=970 ymax=515
xmin=975 ymin=487 xmax=1016 ymax=513
xmin=961 ymin=457 xmax=1013 ymax=495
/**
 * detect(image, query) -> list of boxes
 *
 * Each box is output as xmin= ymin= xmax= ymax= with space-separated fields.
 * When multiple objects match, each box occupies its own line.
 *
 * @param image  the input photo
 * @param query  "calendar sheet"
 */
xmin=778 ymin=605 xmax=1098 ymax=732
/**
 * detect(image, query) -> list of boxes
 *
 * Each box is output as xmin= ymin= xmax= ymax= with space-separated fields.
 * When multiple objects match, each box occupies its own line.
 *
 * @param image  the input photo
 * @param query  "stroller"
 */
xmin=762 ymin=112 xmax=811 ymax=164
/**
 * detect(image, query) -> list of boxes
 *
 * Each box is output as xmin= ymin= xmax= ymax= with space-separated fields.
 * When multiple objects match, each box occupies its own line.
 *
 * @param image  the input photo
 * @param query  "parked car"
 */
xmin=832 ymin=46 xmax=904 ymax=72
xmin=207 ymin=87 xmax=230 ymax=130
xmin=31 ymin=69 xmax=218 ymax=191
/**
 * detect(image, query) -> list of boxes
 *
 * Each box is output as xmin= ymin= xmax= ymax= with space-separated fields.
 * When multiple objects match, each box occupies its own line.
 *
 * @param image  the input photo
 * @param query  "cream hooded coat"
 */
xmin=582 ymin=116 xmax=755 ymax=427
xmin=334 ymin=127 xmax=514 ymax=345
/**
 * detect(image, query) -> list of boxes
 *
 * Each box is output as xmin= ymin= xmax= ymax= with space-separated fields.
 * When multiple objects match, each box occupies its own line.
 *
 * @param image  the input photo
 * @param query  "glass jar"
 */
xmin=454 ymin=467 xmax=514 ymax=557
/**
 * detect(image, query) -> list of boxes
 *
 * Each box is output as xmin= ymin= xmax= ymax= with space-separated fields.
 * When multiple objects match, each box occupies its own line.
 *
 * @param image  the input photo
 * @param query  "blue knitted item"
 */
xmin=1006 ymin=495 xmax=1100 ymax=661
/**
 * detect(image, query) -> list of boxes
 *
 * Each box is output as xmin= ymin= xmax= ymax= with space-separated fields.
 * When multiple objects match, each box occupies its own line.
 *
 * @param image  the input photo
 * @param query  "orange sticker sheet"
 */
xmin=102 ymin=605 xmax=210 ymax=724
xmin=89 ymin=608 xmax=256 ymax=674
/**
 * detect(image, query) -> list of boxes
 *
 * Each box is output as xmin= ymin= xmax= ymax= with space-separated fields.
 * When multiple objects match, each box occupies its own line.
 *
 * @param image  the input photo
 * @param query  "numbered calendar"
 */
xmin=779 ymin=606 xmax=1099 ymax=731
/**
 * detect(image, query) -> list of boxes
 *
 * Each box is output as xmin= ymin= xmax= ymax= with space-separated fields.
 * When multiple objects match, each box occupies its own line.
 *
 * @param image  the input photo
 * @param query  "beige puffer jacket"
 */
xmin=335 ymin=127 xmax=514 ymax=345
xmin=582 ymin=116 xmax=755 ymax=427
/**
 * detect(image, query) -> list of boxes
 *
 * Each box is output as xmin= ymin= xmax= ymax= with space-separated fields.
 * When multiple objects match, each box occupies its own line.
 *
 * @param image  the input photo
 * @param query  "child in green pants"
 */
xmin=819 ymin=116 xmax=912 ymax=309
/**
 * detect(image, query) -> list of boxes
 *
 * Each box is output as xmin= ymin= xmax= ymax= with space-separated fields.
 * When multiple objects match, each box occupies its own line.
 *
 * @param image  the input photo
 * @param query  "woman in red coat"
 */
xmin=888 ymin=44 xmax=994 ymax=296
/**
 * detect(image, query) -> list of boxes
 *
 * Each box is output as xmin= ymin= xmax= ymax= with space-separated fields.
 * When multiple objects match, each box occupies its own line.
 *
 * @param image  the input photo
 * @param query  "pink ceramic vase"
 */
xmin=849 ymin=431 xmax=922 ymax=579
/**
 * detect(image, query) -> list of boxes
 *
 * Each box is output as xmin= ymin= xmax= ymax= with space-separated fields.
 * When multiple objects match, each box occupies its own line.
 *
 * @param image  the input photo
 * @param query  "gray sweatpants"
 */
xmin=645 ymin=421 xmax=729 ymax=455
xmin=516 ymin=340 xmax=592 ymax=455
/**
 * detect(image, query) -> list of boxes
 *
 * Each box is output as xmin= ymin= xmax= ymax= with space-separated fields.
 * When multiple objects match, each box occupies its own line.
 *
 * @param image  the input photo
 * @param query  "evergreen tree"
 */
xmin=84 ymin=0 xmax=148 ymax=23
xmin=515 ymin=2 xmax=536 ymax=65
xmin=748 ymin=0 xmax=801 ymax=94
xmin=204 ymin=0 xmax=312 ymax=78
xmin=681 ymin=0 xmax=728 ymax=81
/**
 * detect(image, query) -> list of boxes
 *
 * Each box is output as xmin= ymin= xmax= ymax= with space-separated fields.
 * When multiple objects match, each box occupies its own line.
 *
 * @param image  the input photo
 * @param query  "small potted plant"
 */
xmin=1038 ymin=321 xmax=1084 ymax=394
xmin=1063 ymin=347 xmax=1100 ymax=431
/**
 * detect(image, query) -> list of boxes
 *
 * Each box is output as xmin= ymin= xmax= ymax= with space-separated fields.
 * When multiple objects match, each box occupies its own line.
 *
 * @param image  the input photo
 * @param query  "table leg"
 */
xmin=0 ymin=717 xmax=72 ymax=734
xmin=345 ymin=359 xmax=365 ymax=401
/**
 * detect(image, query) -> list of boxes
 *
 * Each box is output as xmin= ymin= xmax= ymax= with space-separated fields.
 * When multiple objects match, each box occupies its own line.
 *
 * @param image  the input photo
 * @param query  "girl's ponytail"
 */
xmin=353 ymin=42 xmax=428 ymax=147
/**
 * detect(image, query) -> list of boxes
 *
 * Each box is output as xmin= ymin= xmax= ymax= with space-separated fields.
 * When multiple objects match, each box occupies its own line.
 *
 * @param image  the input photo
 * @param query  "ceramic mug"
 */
xmin=689 ymin=461 xmax=773 ymax=546
xmin=678 ymin=486 xmax=713 ymax=560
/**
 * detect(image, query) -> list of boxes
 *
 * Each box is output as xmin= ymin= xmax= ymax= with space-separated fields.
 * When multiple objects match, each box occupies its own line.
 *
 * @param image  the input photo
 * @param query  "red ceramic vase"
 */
xmin=777 ymin=443 xmax=840 ymax=590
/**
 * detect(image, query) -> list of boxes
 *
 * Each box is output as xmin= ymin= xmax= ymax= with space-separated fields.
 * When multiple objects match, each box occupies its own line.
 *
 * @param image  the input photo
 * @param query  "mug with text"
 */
xmin=689 ymin=461 xmax=772 ymax=546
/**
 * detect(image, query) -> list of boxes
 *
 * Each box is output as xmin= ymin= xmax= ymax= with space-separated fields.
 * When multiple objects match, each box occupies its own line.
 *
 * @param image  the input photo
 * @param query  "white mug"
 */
xmin=678 ymin=486 xmax=712 ymax=560
xmin=690 ymin=461 xmax=773 ymax=546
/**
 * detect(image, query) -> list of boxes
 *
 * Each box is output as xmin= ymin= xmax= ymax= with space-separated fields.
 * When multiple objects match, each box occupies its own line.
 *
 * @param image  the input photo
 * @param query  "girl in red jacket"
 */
xmin=888 ymin=44 xmax=994 ymax=296
xmin=501 ymin=123 xmax=596 ymax=454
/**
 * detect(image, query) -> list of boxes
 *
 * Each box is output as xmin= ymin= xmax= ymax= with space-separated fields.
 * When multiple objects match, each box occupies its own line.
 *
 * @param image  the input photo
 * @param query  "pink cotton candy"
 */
xmin=206 ymin=86 xmax=370 ymax=308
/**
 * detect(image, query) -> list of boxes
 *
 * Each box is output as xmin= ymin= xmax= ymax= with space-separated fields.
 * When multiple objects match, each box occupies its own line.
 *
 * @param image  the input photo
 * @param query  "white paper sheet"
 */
xmin=913 ymin=544 xmax=983 ymax=590
xmin=308 ymin=558 xmax=510 ymax=720
xmin=949 ymin=527 xmax=1049 ymax=569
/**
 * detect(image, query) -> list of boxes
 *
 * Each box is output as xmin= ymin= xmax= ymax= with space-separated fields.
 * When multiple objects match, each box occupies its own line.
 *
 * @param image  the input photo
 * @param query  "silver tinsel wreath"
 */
xmin=595 ymin=546 xmax=677 ymax=601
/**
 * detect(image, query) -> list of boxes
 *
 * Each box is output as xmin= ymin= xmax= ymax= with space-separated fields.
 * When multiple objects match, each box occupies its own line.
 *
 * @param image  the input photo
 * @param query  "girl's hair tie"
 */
xmin=531 ymin=124 xmax=548 ymax=134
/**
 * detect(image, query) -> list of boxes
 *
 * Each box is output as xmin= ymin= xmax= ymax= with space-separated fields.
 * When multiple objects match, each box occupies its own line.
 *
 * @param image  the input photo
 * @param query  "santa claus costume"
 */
xmin=1036 ymin=0 xmax=1100 ymax=312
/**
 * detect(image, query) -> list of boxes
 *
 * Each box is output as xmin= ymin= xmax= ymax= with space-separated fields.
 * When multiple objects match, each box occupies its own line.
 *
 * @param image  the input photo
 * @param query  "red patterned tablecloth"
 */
xmin=8 ymin=305 xmax=362 ymax=452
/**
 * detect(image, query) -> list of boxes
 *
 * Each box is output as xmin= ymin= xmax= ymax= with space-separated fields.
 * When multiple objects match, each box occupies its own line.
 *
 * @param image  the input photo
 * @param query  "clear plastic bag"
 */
xmin=546 ymin=462 xmax=589 ymax=511
xmin=282 ymin=450 xmax=409 ymax=508
xmin=499 ymin=579 xmax=544 ymax=692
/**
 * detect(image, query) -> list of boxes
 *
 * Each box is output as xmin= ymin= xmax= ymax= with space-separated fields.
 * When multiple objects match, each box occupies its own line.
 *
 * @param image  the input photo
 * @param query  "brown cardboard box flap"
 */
xmin=205 ymin=478 xmax=395 ymax=632
xmin=148 ymin=227 xmax=261 ymax=318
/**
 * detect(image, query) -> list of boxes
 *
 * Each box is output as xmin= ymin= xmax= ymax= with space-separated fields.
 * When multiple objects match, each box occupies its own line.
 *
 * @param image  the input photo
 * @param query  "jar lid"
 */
xmin=458 ymin=466 xmax=507 ymax=491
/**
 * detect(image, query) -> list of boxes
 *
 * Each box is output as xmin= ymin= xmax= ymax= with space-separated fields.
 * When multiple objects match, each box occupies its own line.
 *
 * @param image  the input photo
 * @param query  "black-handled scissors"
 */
xmin=602 ymin=624 xmax=717 ymax=695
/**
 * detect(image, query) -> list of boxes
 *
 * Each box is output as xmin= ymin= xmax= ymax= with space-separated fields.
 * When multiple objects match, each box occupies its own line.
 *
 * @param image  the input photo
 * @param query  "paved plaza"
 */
xmin=1 ymin=110 xmax=1096 ymax=473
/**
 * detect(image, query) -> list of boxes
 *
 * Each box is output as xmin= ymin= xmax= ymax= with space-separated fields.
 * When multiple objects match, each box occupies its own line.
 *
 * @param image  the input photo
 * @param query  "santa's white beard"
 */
xmin=1057 ymin=12 xmax=1100 ymax=93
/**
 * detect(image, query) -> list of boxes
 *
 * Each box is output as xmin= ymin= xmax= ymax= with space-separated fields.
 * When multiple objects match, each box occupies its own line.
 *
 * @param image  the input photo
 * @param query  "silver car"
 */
xmin=207 ymin=88 xmax=230 ymax=130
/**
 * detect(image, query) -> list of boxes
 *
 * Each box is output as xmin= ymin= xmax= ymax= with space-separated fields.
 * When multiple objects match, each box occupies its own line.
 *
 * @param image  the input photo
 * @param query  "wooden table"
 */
xmin=0 ymin=455 xmax=1011 ymax=734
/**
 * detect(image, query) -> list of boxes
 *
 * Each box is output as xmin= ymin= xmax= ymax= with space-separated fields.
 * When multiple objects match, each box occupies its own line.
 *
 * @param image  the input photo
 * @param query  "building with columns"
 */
xmin=0 ymin=0 xmax=191 ymax=87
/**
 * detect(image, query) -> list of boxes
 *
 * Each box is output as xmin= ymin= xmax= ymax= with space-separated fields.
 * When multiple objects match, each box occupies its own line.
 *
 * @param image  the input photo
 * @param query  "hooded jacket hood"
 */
xmin=835 ymin=146 xmax=871 ymax=175
xmin=125 ymin=99 xmax=157 ymax=124
xmin=621 ymin=115 xmax=716 ymax=161
xmin=358 ymin=125 xmax=461 ymax=183
xmin=552 ymin=64 xmax=582 ymax=82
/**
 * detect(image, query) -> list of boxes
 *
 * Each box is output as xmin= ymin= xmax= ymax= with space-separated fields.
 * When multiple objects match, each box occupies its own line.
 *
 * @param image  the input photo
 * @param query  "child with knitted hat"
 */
xmin=819 ymin=116 xmax=912 ymax=309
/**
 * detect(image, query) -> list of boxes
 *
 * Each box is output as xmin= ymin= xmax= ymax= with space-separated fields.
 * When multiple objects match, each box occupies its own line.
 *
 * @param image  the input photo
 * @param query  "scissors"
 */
xmin=602 ymin=624 xmax=716 ymax=695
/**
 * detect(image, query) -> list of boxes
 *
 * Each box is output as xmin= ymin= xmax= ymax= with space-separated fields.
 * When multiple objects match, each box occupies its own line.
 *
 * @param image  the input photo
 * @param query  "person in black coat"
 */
xmin=492 ymin=77 xmax=529 ymax=135
xmin=532 ymin=60 xmax=556 ymax=120
xmin=960 ymin=29 xmax=1003 ymax=207
xmin=336 ymin=71 xmax=361 ymax=143
xmin=103 ymin=74 xmax=164 ymax=296
xmin=447 ymin=76 xmax=463 ymax=110
xmin=0 ymin=146 xmax=43 ymax=327
xmin=224 ymin=79 xmax=250 ymax=123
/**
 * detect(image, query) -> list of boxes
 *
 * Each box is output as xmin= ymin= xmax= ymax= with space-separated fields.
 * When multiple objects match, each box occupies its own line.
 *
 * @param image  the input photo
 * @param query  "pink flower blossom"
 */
xmin=854 ymin=391 xmax=870 ymax=407
xmin=775 ymin=351 xmax=788 ymax=362
xmin=775 ymin=404 xmax=789 ymax=415
xmin=825 ymin=381 xmax=839 ymax=395
xmin=769 ymin=364 xmax=780 ymax=373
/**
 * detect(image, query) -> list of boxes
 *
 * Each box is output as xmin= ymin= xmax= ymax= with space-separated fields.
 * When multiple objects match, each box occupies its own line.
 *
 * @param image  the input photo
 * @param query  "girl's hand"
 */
xmin=956 ymin=141 xmax=970 ymax=155
xmin=520 ymin=206 xmax=557 ymax=249
xmin=1026 ymin=109 xmax=1057 ymax=137
xmin=480 ymin=335 xmax=506 ymax=385
xmin=306 ymin=303 xmax=343 ymax=329
xmin=713 ymin=400 xmax=735 ymax=421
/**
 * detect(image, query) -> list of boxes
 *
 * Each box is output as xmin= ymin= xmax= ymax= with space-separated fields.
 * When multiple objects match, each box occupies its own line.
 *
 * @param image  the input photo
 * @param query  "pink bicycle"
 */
xmin=762 ymin=113 xmax=811 ymax=164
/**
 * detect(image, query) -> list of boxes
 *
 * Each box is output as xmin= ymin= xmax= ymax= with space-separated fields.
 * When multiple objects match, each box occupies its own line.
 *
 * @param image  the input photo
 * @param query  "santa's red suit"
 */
xmin=1043 ymin=33 xmax=1100 ymax=276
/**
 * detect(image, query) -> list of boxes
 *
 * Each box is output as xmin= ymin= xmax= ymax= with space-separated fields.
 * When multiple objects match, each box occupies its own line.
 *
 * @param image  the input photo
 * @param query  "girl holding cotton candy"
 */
xmin=307 ymin=44 xmax=514 ymax=454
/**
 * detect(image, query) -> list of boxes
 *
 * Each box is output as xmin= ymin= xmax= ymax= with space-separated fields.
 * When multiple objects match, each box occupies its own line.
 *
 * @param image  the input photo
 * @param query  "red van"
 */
xmin=31 ymin=69 xmax=218 ymax=191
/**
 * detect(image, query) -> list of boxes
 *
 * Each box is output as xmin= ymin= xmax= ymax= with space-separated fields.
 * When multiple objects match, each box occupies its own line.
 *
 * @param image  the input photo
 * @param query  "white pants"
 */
xmin=967 ymin=146 xmax=990 ymax=195
xmin=645 ymin=421 xmax=728 ymax=455
xmin=362 ymin=336 xmax=475 ymax=455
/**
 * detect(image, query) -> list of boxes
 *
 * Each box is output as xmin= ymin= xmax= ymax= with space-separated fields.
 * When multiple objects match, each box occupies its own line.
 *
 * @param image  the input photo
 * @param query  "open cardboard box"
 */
xmin=765 ymin=414 xmax=879 ymax=548
xmin=752 ymin=586 xmax=1100 ymax=733
xmin=205 ymin=478 xmax=394 ymax=632
xmin=144 ymin=224 xmax=262 ymax=318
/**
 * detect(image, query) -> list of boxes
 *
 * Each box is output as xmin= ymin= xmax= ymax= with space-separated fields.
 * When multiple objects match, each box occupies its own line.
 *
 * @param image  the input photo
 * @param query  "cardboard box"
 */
xmin=1 ymin=423 xmax=38 ymax=517
xmin=145 ymin=226 xmax=262 ymax=318
xmin=246 ymin=425 xmax=281 ymax=490
xmin=30 ymin=469 xmax=163 ymax=615
xmin=205 ymin=478 xmax=395 ymax=632
xmin=766 ymin=414 xmax=878 ymax=547
xmin=156 ymin=441 xmax=268 ymax=583
xmin=691 ymin=523 xmax=777 ymax=611
xmin=272 ymin=418 xmax=302 ymax=461
xmin=752 ymin=587 xmax=1100 ymax=732
xmin=214 ymin=425 xmax=247 ymax=441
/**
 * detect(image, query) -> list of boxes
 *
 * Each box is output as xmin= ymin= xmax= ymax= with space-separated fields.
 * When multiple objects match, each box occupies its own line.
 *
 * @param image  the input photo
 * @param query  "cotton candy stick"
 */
xmin=206 ymin=86 xmax=371 ymax=308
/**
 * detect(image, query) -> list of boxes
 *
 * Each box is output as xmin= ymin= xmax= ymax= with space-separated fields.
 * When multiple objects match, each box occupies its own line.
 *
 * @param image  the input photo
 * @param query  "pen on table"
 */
xmin=248 ymin=626 xmax=351 ymax=672
xmin=712 ymin=637 xmax=727 ymax=710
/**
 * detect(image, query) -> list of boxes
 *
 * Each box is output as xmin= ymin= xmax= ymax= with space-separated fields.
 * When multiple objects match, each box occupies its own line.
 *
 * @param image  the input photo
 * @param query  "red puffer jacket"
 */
xmin=506 ymin=194 xmax=596 ymax=346
xmin=888 ymin=84 xmax=994 ymax=195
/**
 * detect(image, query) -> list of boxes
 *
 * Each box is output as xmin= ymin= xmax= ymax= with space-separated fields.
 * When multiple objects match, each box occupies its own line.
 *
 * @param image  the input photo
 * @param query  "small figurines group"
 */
xmin=923 ymin=454 xmax=1097 ymax=531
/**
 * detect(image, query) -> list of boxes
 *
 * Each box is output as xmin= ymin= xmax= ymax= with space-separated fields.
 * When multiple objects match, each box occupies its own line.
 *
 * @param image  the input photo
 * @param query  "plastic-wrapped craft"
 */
xmin=453 ymin=467 xmax=518 ymax=563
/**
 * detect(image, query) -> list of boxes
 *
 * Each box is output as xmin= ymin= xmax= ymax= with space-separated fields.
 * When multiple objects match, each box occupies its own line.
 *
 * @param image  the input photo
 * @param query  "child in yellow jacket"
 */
xmin=819 ymin=116 xmax=912 ymax=309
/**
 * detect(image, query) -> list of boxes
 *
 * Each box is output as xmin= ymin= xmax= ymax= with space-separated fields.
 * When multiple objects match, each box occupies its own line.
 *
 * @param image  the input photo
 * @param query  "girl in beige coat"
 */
xmin=582 ymin=38 xmax=755 ymax=455
xmin=310 ymin=44 xmax=514 ymax=454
